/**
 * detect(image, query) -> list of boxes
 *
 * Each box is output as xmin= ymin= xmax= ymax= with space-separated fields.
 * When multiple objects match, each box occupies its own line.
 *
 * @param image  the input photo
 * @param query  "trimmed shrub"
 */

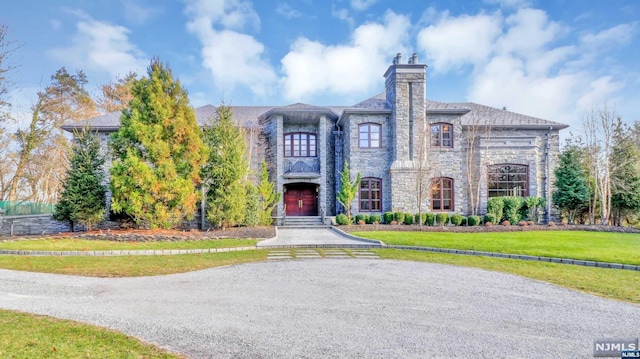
xmin=355 ymin=214 xmax=369 ymax=224
xmin=503 ymin=196 xmax=524 ymax=224
xmin=518 ymin=220 xmax=528 ymax=226
xmin=336 ymin=213 xmax=349 ymax=225
xmin=467 ymin=215 xmax=481 ymax=226
xmin=390 ymin=220 xmax=398 ymax=225
xmin=414 ymin=213 xmax=427 ymax=225
xmin=403 ymin=213 xmax=413 ymax=225
xmin=383 ymin=212 xmax=394 ymax=224
xmin=527 ymin=221 xmax=535 ymax=226
xmin=485 ymin=221 xmax=493 ymax=227
xmin=436 ymin=212 xmax=449 ymax=226
xmin=424 ymin=212 xmax=435 ymax=226
xmin=358 ymin=220 xmax=365 ymax=225
xmin=394 ymin=212 xmax=405 ymax=224
xmin=483 ymin=213 xmax=497 ymax=225
xmin=369 ymin=214 xmax=382 ymax=224
xmin=548 ymin=221 xmax=557 ymax=227
xmin=487 ymin=197 xmax=505 ymax=223
xmin=450 ymin=213 xmax=463 ymax=226
xmin=501 ymin=220 xmax=511 ymax=226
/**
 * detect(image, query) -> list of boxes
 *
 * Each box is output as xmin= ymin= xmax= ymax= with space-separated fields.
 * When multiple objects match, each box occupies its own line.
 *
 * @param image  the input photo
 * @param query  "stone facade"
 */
xmin=68 ymin=52 xmax=567 ymax=227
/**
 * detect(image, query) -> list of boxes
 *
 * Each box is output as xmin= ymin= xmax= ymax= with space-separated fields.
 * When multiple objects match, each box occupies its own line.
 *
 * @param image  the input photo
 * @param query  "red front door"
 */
xmin=284 ymin=184 xmax=318 ymax=216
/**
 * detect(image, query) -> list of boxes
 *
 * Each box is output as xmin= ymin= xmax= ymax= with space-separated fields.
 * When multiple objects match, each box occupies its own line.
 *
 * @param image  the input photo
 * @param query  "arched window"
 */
xmin=431 ymin=123 xmax=453 ymax=148
xmin=284 ymin=132 xmax=317 ymax=157
xmin=360 ymin=177 xmax=382 ymax=212
xmin=432 ymin=177 xmax=453 ymax=211
xmin=487 ymin=164 xmax=528 ymax=197
xmin=359 ymin=123 xmax=381 ymax=148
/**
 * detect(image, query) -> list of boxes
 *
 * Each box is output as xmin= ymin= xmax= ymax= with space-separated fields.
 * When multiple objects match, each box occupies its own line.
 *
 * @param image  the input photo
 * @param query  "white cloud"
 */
xmin=184 ymin=0 xmax=276 ymax=97
xmin=276 ymin=3 xmax=302 ymax=19
xmin=417 ymin=12 xmax=502 ymax=72
xmin=483 ymin=0 xmax=531 ymax=9
xmin=280 ymin=10 xmax=410 ymax=101
xmin=416 ymin=7 xmax=637 ymax=129
xmin=48 ymin=16 xmax=148 ymax=79
xmin=332 ymin=7 xmax=354 ymax=27
xmin=581 ymin=23 xmax=638 ymax=47
xmin=351 ymin=0 xmax=377 ymax=11
xmin=122 ymin=0 xmax=162 ymax=25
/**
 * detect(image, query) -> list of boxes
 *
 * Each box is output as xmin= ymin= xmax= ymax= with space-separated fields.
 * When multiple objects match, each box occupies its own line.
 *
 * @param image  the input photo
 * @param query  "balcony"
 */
xmin=283 ymin=158 xmax=321 ymax=179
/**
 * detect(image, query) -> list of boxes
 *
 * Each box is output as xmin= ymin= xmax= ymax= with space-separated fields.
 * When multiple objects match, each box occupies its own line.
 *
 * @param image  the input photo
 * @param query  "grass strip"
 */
xmin=0 ymin=309 xmax=181 ymax=358
xmin=354 ymin=231 xmax=640 ymax=265
xmin=0 ymin=250 xmax=269 ymax=277
xmin=374 ymin=248 xmax=640 ymax=305
xmin=0 ymin=238 xmax=258 ymax=251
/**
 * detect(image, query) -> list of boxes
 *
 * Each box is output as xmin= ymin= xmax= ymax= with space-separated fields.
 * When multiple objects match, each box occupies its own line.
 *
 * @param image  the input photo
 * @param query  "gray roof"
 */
xmin=63 ymin=94 xmax=568 ymax=132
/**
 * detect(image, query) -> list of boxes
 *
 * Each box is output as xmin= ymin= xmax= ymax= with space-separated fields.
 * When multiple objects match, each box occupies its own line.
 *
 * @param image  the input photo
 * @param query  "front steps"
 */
xmin=280 ymin=216 xmax=329 ymax=228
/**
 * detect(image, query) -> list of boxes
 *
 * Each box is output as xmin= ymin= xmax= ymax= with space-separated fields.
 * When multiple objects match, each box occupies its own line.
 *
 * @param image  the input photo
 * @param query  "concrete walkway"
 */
xmin=257 ymin=227 xmax=382 ymax=247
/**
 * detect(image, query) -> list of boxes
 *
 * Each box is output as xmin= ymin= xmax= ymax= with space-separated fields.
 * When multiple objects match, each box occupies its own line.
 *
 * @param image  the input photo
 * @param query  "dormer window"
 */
xmin=359 ymin=123 xmax=381 ymax=148
xmin=431 ymin=123 xmax=453 ymax=148
xmin=284 ymin=133 xmax=317 ymax=157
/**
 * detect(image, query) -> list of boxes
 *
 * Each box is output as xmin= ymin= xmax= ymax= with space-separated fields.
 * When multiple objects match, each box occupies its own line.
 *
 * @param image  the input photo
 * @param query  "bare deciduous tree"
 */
xmin=462 ymin=107 xmax=493 ymax=216
xmin=97 ymin=72 xmax=137 ymax=113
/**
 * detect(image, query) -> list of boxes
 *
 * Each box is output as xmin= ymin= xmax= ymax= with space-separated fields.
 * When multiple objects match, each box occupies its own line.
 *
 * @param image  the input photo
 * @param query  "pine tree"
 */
xmin=54 ymin=129 xmax=106 ymax=231
xmin=336 ymin=161 xmax=361 ymax=224
xmin=201 ymin=104 xmax=248 ymax=229
xmin=109 ymin=59 xmax=207 ymax=229
xmin=257 ymin=161 xmax=281 ymax=225
xmin=553 ymin=142 xmax=590 ymax=223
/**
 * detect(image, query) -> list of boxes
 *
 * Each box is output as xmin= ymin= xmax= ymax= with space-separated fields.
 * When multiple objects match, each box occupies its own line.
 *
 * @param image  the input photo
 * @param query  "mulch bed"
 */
xmin=339 ymin=224 xmax=640 ymax=234
xmin=1 ymin=226 xmax=276 ymax=242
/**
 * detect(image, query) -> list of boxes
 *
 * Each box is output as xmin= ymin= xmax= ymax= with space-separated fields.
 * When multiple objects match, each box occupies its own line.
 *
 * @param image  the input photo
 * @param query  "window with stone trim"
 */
xmin=431 ymin=123 xmax=453 ymax=148
xmin=487 ymin=164 xmax=528 ymax=197
xmin=358 ymin=123 xmax=381 ymax=148
xmin=431 ymin=177 xmax=453 ymax=211
xmin=359 ymin=177 xmax=382 ymax=212
xmin=284 ymin=132 xmax=317 ymax=157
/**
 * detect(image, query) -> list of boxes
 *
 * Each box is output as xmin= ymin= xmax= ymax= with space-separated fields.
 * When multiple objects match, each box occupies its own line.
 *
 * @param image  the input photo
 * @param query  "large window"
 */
xmin=432 ymin=177 xmax=453 ymax=211
xmin=431 ymin=123 xmax=453 ymax=148
xmin=359 ymin=123 xmax=381 ymax=148
xmin=284 ymin=133 xmax=317 ymax=157
xmin=360 ymin=177 xmax=382 ymax=212
xmin=487 ymin=164 xmax=528 ymax=197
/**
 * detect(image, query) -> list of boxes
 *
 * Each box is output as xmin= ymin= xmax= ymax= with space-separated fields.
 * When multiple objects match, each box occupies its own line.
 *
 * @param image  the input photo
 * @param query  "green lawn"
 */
xmin=0 ymin=309 xmax=181 ymax=358
xmin=374 ymin=249 xmax=640 ymax=305
xmin=354 ymin=230 xmax=640 ymax=265
xmin=0 ymin=238 xmax=257 ymax=251
xmin=0 ymin=250 xmax=269 ymax=277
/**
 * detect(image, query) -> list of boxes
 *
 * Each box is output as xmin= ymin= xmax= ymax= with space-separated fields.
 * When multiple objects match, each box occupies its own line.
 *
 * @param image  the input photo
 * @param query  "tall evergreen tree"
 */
xmin=553 ymin=141 xmax=590 ymax=223
xmin=201 ymin=104 xmax=248 ymax=229
xmin=109 ymin=59 xmax=207 ymax=229
xmin=337 ymin=161 xmax=361 ymax=224
xmin=257 ymin=161 xmax=281 ymax=225
xmin=54 ymin=129 xmax=106 ymax=231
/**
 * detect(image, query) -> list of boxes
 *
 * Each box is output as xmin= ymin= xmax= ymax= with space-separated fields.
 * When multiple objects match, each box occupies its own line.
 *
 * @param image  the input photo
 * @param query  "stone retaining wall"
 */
xmin=0 ymin=215 xmax=78 ymax=236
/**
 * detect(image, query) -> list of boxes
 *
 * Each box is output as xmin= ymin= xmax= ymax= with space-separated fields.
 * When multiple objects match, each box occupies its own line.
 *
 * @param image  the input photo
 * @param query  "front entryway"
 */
xmin=284 ymin=183 xmax=318 ymax=216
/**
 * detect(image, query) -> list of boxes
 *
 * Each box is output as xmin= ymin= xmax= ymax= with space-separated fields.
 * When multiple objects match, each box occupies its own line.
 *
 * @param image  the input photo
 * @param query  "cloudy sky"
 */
xmin=2 ymin=0 xmax=639 ymax=133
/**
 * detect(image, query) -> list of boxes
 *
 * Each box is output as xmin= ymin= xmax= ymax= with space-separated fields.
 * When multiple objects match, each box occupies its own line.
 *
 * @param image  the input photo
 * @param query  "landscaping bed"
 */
xmin=339 ymin=223 xmax=640 ymax=234
xmin=0 ymin=226 xmax=276 ymax=242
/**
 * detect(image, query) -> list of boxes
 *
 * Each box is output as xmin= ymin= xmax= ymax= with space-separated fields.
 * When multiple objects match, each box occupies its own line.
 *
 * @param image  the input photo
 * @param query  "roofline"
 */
xmin=427 ymin=109 xmax=471 ymax=115
xmin=462 ymin=124 xmax=570 ymax=130
xmin=259 ymin=107 xmax=340 ymax=120
xmin=337 ymin=108 xmax=392 ymax=126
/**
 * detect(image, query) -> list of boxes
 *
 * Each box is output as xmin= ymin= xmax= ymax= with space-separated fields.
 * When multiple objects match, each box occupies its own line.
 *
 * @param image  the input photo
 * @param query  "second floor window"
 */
xmin=431 ymin=123 xmax=453 ymax=148
xmin=359 ymin=123 xmax=381 ymax=148
xmin=284 ymin=133 xmax=317 ymax=157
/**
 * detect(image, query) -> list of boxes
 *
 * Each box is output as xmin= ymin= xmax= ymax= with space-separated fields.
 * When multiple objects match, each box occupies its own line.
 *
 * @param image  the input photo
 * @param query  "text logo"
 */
xmin=593 ymin=338 xmax=639 ymax=357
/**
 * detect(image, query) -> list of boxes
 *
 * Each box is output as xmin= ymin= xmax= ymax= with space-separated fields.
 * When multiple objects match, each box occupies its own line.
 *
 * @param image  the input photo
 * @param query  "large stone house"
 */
xmin=70 ymin=53 xmax=568 ymax=224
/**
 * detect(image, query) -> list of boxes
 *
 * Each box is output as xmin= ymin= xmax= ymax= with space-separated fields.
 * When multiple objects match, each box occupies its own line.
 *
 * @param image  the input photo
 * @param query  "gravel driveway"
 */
xmin=0 ymin=259 xmax=638 ymax=358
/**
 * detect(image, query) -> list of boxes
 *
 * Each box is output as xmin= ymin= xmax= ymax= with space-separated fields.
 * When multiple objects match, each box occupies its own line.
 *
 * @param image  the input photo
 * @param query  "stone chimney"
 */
xmin=384 ymin=53 xmax=427 ymax=163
